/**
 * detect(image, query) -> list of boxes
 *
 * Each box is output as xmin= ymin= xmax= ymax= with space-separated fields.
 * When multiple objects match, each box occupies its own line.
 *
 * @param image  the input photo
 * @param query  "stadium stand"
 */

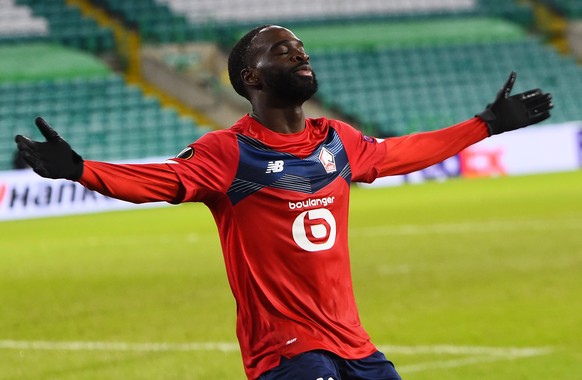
xmin=5 ymin=0 xmax=115 ymax=53
xmin=76 ymin=0 xmax=582 ymax=137
xmin=541 ymin=0 xmax=582 ymax=18
xmin=158 ymin=0 xmax=477 ymax=22
xmin=0 ymin=43 xmax=110 ymax=81
xmin=141 ymin=0 xmax=576 ymax=136
xmin=303 ymin=18 xmax=582 ymax=135
xmin=2 ymin=0 xmax=582 ymax=169
xmin=0 ymin=44 xmax=208 ymax=171
xmin=0 ymin=0 xmax=48 ymax=38
xmin=86 ymin=0 xmax=534 ymax=44
xmin=87 ymin=0 xmax=219 ymax=43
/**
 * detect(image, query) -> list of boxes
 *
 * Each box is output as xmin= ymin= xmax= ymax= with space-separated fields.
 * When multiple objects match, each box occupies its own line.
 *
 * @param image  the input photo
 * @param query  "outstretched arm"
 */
xmin=15 ymin=117 xmax=183 ymax=204
xmin=377 ymin=117 xmax=488 ymax=176
xmin=376 ymin=72 xmax=553 ymax=177
xmin=80 ymin=160 xmax=182 ymax=204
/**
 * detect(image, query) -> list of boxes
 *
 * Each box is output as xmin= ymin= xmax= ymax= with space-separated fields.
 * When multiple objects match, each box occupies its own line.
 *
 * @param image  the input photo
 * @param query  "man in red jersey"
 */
xmin=15 ymin=25 xmax=552 ymax=380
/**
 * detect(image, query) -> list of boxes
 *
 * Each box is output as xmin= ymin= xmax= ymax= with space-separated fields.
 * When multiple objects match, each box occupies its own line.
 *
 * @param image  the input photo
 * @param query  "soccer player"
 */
xmin=15 ymin=25 xmax=552 ymax=380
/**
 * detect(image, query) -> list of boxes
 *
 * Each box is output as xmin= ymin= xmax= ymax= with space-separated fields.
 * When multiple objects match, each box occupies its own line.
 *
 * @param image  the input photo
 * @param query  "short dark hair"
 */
xmin=227 ymin=25 xmax=272 ymax=100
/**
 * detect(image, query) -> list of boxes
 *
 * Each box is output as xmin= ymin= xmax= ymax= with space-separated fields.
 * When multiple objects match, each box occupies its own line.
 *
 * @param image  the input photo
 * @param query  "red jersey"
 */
xmin=80 ymin=115 xmax=488 ymax=379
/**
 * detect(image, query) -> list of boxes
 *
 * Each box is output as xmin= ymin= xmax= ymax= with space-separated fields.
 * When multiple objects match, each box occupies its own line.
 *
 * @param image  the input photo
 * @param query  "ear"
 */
xmin=242 ymin=68 xmax=260 ymax=89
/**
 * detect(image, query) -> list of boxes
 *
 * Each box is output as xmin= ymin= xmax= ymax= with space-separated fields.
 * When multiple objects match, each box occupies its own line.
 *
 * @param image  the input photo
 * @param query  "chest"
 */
xmin=227 ymin=130 xmax=351 ymax=205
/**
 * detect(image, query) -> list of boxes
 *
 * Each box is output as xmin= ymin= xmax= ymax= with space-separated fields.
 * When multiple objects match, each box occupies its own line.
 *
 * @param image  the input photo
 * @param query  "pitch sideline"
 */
xmin=0 ymin=340 xmax=552 ymax=374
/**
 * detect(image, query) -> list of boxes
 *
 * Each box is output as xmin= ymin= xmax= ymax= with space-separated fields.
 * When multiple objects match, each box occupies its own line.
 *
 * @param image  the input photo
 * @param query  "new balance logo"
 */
xmin=265 ymin=160 xmax=284 ymax=173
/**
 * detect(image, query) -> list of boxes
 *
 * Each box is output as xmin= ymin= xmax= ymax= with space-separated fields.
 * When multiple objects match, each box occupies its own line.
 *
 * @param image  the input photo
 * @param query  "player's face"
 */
xmin=250 ymin=26 xmax=318 ymax=102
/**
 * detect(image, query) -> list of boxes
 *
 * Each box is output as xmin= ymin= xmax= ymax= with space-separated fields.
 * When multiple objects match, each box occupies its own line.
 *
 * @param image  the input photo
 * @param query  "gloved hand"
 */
xmin=14 ymin=117 xmax=84 ymax=180
xmin=477 ymin=71 xmax=553 ymax=136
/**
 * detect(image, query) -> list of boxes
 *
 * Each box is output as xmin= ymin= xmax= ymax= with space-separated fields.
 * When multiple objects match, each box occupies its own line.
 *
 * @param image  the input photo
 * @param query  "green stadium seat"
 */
xmin=12 ymin=0 xmax=116 ymax=53
xmin=310 ymin=33 xmax=582 ymax=137
xmin=0 ymin=72 xmax=209 ymax=170
xmin=541 ymin=0 xmax=582 ymax=18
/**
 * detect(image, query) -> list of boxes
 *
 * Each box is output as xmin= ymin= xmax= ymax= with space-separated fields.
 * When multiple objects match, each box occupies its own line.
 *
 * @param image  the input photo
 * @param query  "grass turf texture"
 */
xmin=1 ymin=170 xmax=581 ymax=379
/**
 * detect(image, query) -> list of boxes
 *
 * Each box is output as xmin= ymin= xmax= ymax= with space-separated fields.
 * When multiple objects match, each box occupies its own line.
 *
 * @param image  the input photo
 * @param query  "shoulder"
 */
xmin=313 ymin=117 xmax=361 ymax=134
xmin=170 ymin=129 xmax=239 ymax=166
xmin=190 ymin=128 xmax=237 ymax=150
xmin=317 ymin=118 xmax=372 ymax=144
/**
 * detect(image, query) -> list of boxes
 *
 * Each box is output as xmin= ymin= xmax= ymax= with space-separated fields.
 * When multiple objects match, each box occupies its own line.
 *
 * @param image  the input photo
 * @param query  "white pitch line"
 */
xmin=378 ymin=344 xmax=552 ymax=374
xmin=398 ymin=354 xmax=521 ymax=373
xmin=0 ymin=340 xmax=552 ymax=374
xmin=0 ymin=340 xmax=552 ymax=357
xmin=0 ymin=340 xmax=239 ymax=353
xmin=377 ymin=344 xmax=553 ymax=357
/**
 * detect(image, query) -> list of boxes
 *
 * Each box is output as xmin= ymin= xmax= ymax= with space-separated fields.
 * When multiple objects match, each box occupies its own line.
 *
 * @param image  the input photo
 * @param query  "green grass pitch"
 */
xmin=1 ymin=170 xmax=581 ymax=379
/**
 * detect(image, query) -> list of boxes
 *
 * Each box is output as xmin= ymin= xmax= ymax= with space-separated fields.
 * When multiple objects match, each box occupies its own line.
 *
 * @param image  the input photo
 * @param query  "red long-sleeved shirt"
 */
xmin=80 ymin=115 xmax=488 ymax=379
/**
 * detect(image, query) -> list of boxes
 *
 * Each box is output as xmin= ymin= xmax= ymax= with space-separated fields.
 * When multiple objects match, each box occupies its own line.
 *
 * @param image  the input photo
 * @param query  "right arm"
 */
xmin=15 ymin=117 xmax=183 ymax=204
xmin=15 ymin=117 xmax=237 ymax=205
xmin=80 ymin=160 xmax=183 ymax=204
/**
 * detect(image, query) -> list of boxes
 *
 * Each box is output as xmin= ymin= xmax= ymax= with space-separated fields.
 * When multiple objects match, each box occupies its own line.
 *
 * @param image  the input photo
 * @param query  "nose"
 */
xmin=292 ymin=51 xmax=309 ymax=62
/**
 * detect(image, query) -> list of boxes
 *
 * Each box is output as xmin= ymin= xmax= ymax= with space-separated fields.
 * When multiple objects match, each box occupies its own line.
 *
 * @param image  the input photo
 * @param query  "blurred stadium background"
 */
xmin=1 ymin=0 xmax=582 ymax=379
xmin=1 ymin=0 xmax=582 ymax=170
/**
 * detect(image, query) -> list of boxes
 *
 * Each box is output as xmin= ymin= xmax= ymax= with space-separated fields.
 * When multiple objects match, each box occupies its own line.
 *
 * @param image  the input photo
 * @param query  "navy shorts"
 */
xmin=258 ymin=350 xmax=402 ymax=380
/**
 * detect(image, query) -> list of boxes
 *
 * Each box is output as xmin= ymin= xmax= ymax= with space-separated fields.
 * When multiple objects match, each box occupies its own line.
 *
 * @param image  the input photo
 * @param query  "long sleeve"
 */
xmin=79 ymin=160 xmax=183 ymax=204
xmin=376 ymin=117 xmax=489 ymax=177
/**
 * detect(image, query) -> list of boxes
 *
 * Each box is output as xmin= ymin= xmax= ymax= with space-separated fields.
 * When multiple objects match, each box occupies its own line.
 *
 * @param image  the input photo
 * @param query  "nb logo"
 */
xmin=265 ymin=160 xmax=284 ymax=173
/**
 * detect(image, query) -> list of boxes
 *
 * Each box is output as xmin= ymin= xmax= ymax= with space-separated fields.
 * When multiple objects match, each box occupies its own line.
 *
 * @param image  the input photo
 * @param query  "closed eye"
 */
xmin=271 ymin=39 xmax=305 ymax=56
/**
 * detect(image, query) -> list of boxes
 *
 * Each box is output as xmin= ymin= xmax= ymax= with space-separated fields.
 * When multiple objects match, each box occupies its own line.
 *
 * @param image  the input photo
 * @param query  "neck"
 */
xmin=251 ymin=105 xmax=306 ymax=134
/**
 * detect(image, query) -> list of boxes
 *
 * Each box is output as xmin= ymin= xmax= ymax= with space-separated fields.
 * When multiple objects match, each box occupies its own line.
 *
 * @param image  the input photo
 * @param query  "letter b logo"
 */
xmin=292 ymin=208 xmax=336 ymax=252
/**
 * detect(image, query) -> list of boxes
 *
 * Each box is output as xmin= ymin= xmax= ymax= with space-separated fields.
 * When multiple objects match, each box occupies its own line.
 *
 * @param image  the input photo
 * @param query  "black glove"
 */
xmin=14 ymin=117 xmax=84 ymax=180
xmin=477 ymin=71 xmax=553 ymax=136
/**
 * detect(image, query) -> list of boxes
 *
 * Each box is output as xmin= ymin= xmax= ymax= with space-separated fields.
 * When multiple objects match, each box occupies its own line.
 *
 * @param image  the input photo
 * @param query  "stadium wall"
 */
xmin=1 ymin=122 xmax=581 ymax=221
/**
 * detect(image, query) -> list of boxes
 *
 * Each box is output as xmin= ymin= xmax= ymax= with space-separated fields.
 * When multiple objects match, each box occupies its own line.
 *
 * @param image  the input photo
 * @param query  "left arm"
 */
xmin=348 ymin=71 xmax=552 ymax=181
xmin=376 ymin=117 xmax=488 ymax=176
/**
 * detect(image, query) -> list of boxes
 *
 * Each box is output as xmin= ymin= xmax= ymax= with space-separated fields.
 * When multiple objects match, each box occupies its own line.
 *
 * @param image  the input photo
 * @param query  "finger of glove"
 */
xmin=15 ymin=137 xmax=50 ymax=176
xmin=14 ymin=135 xmax=37 ymax=152
xmin=527 ymin=103 xmax=553 ymax=119
xmin=515 ymin=88 xmax=542 ymax=102
xmin=523 ymin=92 xmax=552 ymax=106
xmin=530 ymin=99 xmax=554 ymax=114
xmin=530 ymin=111 xmax=551 ymax=125
xmin=525 ymin=94 xmax=554 ymax=113
xmin=496 ymin=71 xmax=516 ymax=101
xmin=20 ymin=150 xmax=52 ymax=178
xmin=35 ymin=117 xmax=60 ymax=142
xmin=20 ymin=150 xmax=41 ymax=169
xmin=32 ymin=165 xmax=51 ymax=178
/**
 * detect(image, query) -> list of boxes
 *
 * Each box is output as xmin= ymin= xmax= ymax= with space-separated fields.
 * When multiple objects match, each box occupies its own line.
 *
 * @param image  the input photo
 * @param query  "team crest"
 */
xmin=318 ymin=147 xmax=337 ymax=173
